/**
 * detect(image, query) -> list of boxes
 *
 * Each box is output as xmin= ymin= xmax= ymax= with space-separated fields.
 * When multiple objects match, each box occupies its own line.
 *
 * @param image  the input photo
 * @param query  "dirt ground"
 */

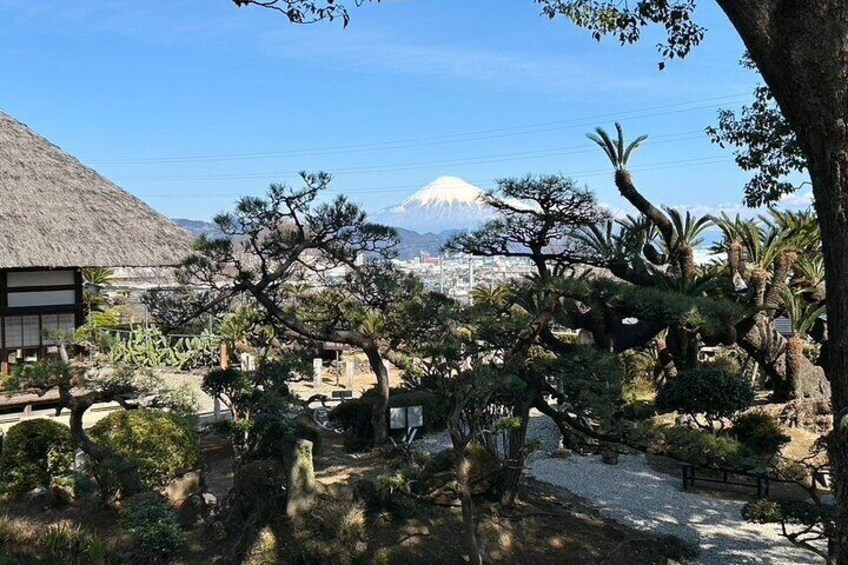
xmin=274 ymin=429 xmax=693 ymax=565
xmin=0 ymin=417 xmax=692 ymax=565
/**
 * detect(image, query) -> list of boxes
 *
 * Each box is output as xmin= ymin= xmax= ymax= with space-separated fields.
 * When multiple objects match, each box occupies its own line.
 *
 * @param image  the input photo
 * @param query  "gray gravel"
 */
xmin=528 ymin=454 xmax=824 ymax=564
xmin=416 ymin=412 xmax=823 ymax=563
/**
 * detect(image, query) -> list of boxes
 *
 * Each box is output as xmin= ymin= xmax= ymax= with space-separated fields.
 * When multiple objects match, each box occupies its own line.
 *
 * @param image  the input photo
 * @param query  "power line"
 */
xmin=133 ymin=155 xmax=734 ymax=201
xmin=114 ymin=129 xmax=712 ymax=183
xmin=89 ymin=95 xmax=749 ymax=165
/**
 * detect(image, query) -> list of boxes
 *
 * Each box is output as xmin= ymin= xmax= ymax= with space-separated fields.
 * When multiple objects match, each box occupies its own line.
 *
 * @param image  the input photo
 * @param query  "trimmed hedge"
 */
xmin=657 ymin=367 xmax=754 ymax=424
xmin=0 ymin=419 xmax=74 ymax=495
xmin=89 ymin=410 xmax=199 ymax=493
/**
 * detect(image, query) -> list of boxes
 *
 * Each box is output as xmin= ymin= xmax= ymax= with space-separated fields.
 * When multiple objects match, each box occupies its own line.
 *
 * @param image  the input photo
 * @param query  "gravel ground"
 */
xmin=528 ymin=454 xmax=823 ymax=564
xmin=416 ymin=412 xmax=824 ymax=564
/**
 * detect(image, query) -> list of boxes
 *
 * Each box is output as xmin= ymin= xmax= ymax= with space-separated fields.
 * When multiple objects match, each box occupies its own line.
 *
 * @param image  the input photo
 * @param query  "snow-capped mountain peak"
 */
xmin=372 ymin=176 xmax=496 ymax=233
xmin=396 ymin=176 xmax=487 ymax=211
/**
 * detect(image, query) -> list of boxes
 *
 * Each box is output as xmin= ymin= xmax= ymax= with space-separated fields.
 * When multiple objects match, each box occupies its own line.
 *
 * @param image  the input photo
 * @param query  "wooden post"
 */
xmin=313 ymin=358 xmax=322 ymax=389
xmin=220 ymin=343 xmax=229 ymax=370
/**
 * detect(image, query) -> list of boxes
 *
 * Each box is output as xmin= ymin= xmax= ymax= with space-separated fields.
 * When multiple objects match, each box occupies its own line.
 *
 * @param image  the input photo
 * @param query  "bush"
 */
xmin=121 ymin=493 xmax=184 ymax=561
xmin=657 ymin=367 xmax=754 ymax=426
xmin=89 ymin=410 xmax=199 ymax=493
xmin=330 ymin=388 xmax=450 ymax=450
xmin=732 ymin=411 xmax=790 ymax=456
xmin=662 ymin=426 xmax=747 ymax=468
xmin=742 ymin=499 xmax=783 ymax=523
xmin=1 ymin=419 xmax=74 ymax=495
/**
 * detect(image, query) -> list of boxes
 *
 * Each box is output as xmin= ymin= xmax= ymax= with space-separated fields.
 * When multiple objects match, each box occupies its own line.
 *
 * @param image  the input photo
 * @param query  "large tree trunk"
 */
xmin=364 ymin=347 xmax=390 ymax=445
xmin=714 ymin=4 xmax=848 ymax=557
xmin=809 ymin=152 xmax=848 ymax=563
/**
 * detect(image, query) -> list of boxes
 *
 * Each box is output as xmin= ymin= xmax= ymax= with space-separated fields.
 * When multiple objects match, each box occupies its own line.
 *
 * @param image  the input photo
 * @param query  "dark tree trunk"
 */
xmin=713 ymin=3 xmax=848 ymax=556
xmin=499 ymin=390 xmax=533 ymax=507
xmin=809 ymin=152 xmax=848 ymax=562
xmin=68 ymin=401 xmax=142 ymax=497
xmin=364 ymin=347 xmax=390 ymax=445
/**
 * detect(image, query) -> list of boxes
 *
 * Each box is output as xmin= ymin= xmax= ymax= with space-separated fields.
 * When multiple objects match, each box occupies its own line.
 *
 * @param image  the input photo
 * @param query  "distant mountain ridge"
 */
xmin=173 ymin=218 xmax=456 ymax=260
xmin=173 ymin=218 xmax=224 ymax=239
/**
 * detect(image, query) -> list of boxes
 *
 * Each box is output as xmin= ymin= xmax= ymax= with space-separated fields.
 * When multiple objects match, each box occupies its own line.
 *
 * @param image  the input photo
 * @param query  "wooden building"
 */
xmin=0 ymin=110 xmax=194 ymax=364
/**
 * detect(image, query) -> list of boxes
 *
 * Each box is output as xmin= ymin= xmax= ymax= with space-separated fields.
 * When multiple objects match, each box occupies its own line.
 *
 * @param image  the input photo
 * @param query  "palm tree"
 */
xmin=587 ymin=124 xmax=676 ymax=250
xmin=470 ymin=283 xmax=511 ymax=307
xmin=737 ymin=221 xmax=788 ymax=306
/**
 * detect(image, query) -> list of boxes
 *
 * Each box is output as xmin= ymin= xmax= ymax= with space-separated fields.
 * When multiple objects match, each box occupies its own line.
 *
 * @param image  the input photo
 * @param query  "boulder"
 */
xmin=164 ymin=470 xmax=203 ymax=506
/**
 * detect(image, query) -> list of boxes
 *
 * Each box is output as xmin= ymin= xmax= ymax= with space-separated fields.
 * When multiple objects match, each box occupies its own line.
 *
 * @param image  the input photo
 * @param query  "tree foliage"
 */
xmin=706 ymin=59 xmax=806 ymax=207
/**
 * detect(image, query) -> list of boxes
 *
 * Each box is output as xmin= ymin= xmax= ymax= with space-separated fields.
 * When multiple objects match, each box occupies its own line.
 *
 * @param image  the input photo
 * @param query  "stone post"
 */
xmin=285 ymin=439 xmax=316 ymax=518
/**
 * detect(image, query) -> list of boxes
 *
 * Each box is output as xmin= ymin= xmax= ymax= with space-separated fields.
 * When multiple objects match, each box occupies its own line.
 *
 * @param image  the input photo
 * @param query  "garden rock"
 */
xmin=165 ymin=470 xmax=203 ymax=505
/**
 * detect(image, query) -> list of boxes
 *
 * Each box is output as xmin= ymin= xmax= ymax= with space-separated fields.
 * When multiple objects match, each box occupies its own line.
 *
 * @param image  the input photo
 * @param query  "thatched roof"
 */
xmin=0 ymin=110 xmax=195 ymax=269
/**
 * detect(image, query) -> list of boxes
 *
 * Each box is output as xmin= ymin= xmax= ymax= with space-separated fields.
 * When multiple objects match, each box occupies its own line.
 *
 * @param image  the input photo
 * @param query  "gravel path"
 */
xmin=528 ymin=454 xmax=823 ymax=564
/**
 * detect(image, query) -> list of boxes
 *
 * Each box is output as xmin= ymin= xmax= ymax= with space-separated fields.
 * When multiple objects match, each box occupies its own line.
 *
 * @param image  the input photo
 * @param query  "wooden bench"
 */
xmin=681 ymin=463 xmax=770 ymax=497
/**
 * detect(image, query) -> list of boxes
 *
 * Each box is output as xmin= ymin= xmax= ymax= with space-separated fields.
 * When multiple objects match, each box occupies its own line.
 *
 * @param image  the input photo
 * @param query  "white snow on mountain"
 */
xmin=371 ymin=176 xmax=496 ymax=233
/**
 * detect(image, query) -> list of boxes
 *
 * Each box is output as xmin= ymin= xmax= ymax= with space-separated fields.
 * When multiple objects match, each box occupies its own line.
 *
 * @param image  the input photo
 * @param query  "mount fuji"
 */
xmin=370 ymin=176 xmax=495 ymax=233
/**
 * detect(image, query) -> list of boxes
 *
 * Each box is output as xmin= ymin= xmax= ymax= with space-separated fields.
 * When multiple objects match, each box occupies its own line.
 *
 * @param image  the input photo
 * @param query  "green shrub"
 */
xmin=52 ymin=471 xmax=99 ymax=500
xmin=742 ymin=499 xmax=783 ymax=523
xmin=0 ymin=419 xmax=74 ymax=495
xmin=122 ymin=493 xmax=184 ymax=561
xmin=89 ymin=410 xmax=199 ymax=493
xmin=330 ymin=388 xmax=450 ymax=450
xmin=657 ymin=367 xmax=754 ymax=426
xmin=732 ymin=411 xmax=790 ymax=456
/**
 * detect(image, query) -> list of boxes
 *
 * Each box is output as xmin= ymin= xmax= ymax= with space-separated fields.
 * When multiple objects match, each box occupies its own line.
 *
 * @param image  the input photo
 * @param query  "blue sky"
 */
xmin=0 ymin=0 xmax=802 ymax=222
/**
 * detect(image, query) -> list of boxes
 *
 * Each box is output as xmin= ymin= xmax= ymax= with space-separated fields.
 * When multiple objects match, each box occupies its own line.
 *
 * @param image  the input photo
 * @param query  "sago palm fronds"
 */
xmin=586 ymin=123 xmax=648 ymax=170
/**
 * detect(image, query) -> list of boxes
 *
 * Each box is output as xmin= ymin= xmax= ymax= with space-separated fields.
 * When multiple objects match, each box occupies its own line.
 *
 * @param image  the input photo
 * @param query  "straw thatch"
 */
xmin=0 ymin=110 xmax=195 ymax=269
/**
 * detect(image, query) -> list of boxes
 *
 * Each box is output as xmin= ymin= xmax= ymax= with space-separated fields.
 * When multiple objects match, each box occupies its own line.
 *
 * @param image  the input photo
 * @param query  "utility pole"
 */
xmin=439 ymin=256 xmax=444 ymax=294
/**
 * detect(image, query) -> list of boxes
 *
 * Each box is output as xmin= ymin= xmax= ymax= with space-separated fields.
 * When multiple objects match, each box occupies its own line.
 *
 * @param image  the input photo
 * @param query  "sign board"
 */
xmin=407 ymin=406 xmax=424 ymax=428
xmin=388 ymin=405 xmax=424 ymax=432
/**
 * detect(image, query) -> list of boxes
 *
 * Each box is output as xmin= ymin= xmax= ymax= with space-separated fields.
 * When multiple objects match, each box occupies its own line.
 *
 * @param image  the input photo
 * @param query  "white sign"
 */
xmin=389 ymin=407 xmax=407 ymax=430
xmin=407 ymin=406 xmax=424 ymax=428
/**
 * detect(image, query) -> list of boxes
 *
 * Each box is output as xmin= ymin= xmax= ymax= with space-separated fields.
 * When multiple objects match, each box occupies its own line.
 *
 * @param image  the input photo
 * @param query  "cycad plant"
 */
xmin=587 ymin=123 xmax=649 ymax=212
xmin=664 ymin=208 xmax=713 ymax=280
xmin=81 ymin=267 xmax=115 ymax=314
xmin=781 ymin=289 xmax=826 ymax=394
